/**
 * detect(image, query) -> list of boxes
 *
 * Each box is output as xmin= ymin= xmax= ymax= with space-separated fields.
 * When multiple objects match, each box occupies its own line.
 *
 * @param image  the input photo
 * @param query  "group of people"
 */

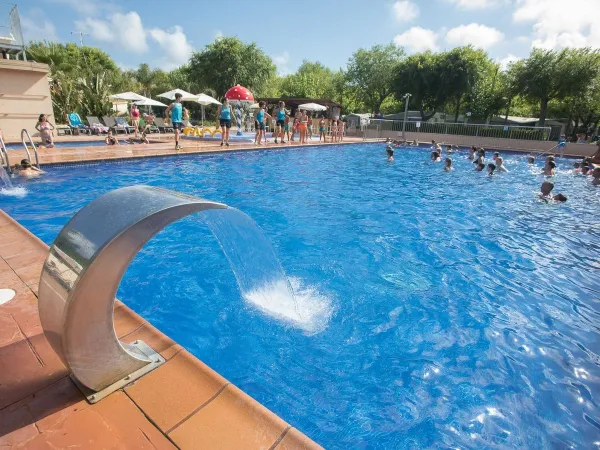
xmin=385 ymin=139 xmax=600 ymax=203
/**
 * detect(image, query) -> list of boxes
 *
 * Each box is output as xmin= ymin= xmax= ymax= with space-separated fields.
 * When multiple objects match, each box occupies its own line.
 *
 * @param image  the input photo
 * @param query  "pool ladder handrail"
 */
xmin=21 ymin=128 xmax=41 ymax=168
xmin=0 ymin=133 xmax=11 ymax=174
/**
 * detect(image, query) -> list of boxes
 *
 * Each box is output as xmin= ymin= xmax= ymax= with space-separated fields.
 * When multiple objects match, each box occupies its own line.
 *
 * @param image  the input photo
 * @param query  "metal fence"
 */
xmin=351 ymin=119 xmax=560 ymax=142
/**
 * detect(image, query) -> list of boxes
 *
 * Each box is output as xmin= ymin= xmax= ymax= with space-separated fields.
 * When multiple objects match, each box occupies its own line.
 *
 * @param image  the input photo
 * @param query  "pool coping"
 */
xmin=0 ymin=209 xmax=323 ymax=449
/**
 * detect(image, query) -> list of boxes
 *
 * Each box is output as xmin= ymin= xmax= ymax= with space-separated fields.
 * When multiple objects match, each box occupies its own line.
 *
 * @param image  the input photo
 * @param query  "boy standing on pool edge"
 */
xmin=166 ymin=93 xmax=183 ymax=151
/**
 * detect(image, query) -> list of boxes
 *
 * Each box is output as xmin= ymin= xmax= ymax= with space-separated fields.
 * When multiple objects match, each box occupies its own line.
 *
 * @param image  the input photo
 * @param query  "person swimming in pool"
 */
xmin=475 ymin=163 xmax=485 ymax=172
xmin=468 ymin=146 xmax=476 ymax=161
xmin=544 ymin=160 xmax=556 ymax=176
xmin=475 ymin=148 xmax=485 ymax=166
xmin=592 ymin=167 xmax=600 ymax=185
xmin=487 ymin=163 xmax=496 ymax=176
xmin=539 ymin=181 xmax=554 ymax=199
xmin=528 ymin=156 xmax=535 ymax=165
xmin=446 ymin=144 xmax=453 ymax=154
xmin=431 ymin=151 xmax=441 ymax=162
xmin=386 ymin=145 xmax=394 ymax=161
xmin=493 ymin=152 xmax=500 ymax=161
xmin=444 ymin=157 xmax=453 ymax=171
xmin=495 ymin=157 xmax=508 ymax=172
xmin=105 ymin=130 xmax=119 ymax=145
xmin=15 ymin=159 xmax=44 ymax=177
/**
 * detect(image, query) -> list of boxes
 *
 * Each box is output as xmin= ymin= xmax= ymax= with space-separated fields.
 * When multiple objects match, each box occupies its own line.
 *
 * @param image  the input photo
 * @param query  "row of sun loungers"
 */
xmin=67 ymin=113 xmax=175 ymax=136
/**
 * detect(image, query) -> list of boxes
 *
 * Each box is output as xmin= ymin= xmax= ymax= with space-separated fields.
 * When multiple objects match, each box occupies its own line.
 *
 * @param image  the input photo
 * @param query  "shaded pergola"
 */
xmin=256 ymin=97 xmax=342 ymax=117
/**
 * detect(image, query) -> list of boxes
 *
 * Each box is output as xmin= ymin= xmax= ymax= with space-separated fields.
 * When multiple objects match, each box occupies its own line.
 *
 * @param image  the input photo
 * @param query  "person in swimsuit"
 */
xmin=558 ymin=134 xmax=567 ymax=158
xmin=254 ymin=101 xmax=272 ymax=146
xmin=166 ymin=93 xmax=184 ymax=150
xmin=319 ymin=117 xmax=326 ymax=142
xmin=386 ymin=145 xmax=394 ymax=161
xmin=306 ymin=112 xmax=313 ymax=140
xmin=35 ymin=114 xmax=55 ymax=148
xmin=105 ymin=130 xmax=119 ymax=145
xmin=431 ymin=151 xmax=441 ymax=162
xmin=331 ymin=119 xmax=338 ymax=143
xmin=528 ymin=156 xmax=535 ymax=164
xmin=543 ymin=160 xmax=556 ymax=176
xmin=487 ymin=163 xmax=496 ymax=176
xmin=592 ymin=167 xmax=600 ymax=185
xmin=468 ymin=146 xmax=476 ymax=161
xmin=130 ymin=104 xmax=140 ymax=138
xmin=338 ymin=120 xmax=345 ymax=142
xmin=274 ymin=101 xmax=287 ymax=144
xmin=216 ymin=97 xmax=232 ymax=146
xmin=298 ymin=110 xmax=308 ymax=144
xmin=444 ymin=157 xmax=453 ymax=171
xmin=495 ymin=157 xmax=508 ymax=172
xmin=15 ymin=159 xmax=43 ymax=177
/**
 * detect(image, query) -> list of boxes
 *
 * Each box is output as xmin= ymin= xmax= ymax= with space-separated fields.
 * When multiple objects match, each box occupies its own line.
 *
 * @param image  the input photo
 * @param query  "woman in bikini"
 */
xmin=130 ymin=104 xmax=140 ymax=138
xmin=35 ymin=114 xmax=55 ymax=148
xmin=337 ymin=120 xmax=344 ymax=142
xmin=298 ymin=110 xmax=308 ymax=144
xmin=330 ymin=119 xmax=338 ymax=143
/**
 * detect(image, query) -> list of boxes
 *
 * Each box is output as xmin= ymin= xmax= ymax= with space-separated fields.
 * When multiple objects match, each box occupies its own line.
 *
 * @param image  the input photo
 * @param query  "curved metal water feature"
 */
xmin=38 ymin=186 xmax=227 ymax=402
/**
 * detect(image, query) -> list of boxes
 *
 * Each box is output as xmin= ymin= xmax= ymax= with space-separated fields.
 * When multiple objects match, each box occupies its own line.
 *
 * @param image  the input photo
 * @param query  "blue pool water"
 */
xmin=5 ymin=140 xmax=109 ymax=150
xmin=2 ymin=144 xmax=600 ymax=448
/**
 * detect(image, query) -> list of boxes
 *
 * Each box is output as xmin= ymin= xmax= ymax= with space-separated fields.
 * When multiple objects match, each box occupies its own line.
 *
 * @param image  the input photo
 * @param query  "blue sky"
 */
xmin=12 ymin=0 xmax=600 ymax=74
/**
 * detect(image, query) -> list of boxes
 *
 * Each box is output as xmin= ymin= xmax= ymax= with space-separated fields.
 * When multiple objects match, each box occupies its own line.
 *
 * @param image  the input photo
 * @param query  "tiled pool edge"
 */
xmin=0 ymin=209 xmax=323 ymax=449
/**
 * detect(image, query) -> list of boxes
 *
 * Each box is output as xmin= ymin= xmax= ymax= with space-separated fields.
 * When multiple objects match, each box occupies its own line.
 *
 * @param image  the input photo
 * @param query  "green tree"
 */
xmin=516 ymin=48 xmax=600 ymax=126
xmin=188 ymin=37 xmax=276 ymax=99
xmin=392 ymin=52 xmax=447 ymax=120
xmin=78 ymin=72 xmax=114 ymax=117
xmin=280 ymin=61 xmax=337 ymax=98
xmin=346 ymin=44 xmax=404 ymax=114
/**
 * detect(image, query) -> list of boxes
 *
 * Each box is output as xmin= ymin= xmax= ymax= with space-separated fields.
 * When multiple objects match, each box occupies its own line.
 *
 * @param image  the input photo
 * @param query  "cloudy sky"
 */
xmin=11 ymin=0 xmax=600 ymax=73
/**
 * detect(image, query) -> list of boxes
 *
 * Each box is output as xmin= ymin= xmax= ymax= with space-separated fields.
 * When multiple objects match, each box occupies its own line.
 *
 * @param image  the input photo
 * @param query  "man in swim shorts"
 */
xmin=166 ymin=93 xmax=183 ymax=150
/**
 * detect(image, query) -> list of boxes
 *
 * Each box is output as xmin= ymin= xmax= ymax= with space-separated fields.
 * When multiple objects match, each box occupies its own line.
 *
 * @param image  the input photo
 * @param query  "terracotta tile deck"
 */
xmin=5 ymin=133 xmax=364 ymax=167
xmin=0 ymin=210 xmax=323 ymax=449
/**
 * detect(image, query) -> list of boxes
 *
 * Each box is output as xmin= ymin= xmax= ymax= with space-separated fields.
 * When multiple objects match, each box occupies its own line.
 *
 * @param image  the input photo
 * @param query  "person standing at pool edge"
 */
xmin=254 ymin=101 xmax=271 ymax=146
xmin=274 ymin=101 xmax=287 ymax=144
xmin=216 ymin=98 xmax=232 ymax=146
xmin=166 ymin=93 xmax=183 ymax=150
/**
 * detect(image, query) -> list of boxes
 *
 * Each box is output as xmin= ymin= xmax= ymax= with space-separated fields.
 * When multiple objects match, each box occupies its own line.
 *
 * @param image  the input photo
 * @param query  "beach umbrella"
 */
xmin=157 ymin=89 xmax=199 ymax=101
xmin=195 ymin=93 xmax=221 ymax=127
xmin=109 ymin=92 xmax=147 ymax=101
xmin=224 ymin=85 xmax=254 ymax=136
xmin=298 ymin=102 xmax=327 ymax=111
xmin=134 ymin=98 xmax=168 ymax=107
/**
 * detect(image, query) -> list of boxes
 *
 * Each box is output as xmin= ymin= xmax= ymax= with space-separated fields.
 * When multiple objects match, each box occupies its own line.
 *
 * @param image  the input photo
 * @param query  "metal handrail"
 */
xmin=0 ymin=134 xmax=11 ymax=173
xmin=20 ymin=128 xmax=40 ymax=168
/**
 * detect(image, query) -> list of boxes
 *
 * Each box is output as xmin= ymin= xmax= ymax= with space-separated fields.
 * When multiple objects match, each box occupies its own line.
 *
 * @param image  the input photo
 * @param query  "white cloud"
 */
xmin=445 ymin=23 xmax=504 ymax=49
xmin=46 ymin=0 xmax=102 ymax=15
xmin=273 ymin=51 xmax=291 ymax=75
xmin=392 ymin=1 xmax=419 ymax=22
xmin=498 ymin=54 xmax=520 ymax=70
xmin=20 ymin=8 xmax=59 ymax=43
xmin=394 ymin=27 xmax=439 ymax=53
xmin=76 ymin=12 xmax=148 ymax=53
xmin=148 ymin=26 xmax=193 ymax=70
xmin=446 ymin=0 xmax=502 ymax=9
xmin=513 ymin=0 xmax=600 ymax=49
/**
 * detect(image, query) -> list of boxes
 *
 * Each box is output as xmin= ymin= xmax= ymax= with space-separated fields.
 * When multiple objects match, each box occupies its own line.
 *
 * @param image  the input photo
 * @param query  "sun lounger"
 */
xmin=68 ymin=113 xmax=92 ymax=135
xmin=114 ymin=117 xmax=136 ymax=134
xmin=86 ymin=116 xmax=109 ymax=135
xmin=102 ymin=116 xmax=127 ymax=135
xmin=154 ymin=117 xmax=174 ymax=133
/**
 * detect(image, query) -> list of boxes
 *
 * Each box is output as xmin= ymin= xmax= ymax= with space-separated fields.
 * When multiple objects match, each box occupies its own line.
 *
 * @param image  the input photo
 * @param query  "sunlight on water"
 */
xmin=243 ymin=277 xmax=333 ymax=334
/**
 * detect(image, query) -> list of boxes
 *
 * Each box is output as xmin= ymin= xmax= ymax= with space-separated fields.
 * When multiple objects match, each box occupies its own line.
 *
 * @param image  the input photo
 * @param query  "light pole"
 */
xmin=402 ymin=93 xmax=412 ymax=139
xmin=71 ymin=31 xmax=89 ymax=47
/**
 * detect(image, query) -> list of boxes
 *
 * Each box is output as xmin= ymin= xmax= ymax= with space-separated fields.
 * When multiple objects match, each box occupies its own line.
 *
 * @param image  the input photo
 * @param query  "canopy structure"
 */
xmin=157 ymin=89 xmax=198 ymax=101
xmin=195 ymin=93 xmax=221 ymax=127
xmin=298 ymin=103 xmax=327 ymax=111
xmin=134 ymin=98 xmax=168 ymax=107
xmin=225 ymin=85 xmax=255 ymax=135
xmin=109 ymin=92 xmax=147 ymax=101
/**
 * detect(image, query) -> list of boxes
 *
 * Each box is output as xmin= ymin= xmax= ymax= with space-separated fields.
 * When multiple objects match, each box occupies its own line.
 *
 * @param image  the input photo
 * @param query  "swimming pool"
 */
xmin=2 ymin=144 xmax=599 ymax=448
xmin=5 ymin=140 xmax=109 ymax=150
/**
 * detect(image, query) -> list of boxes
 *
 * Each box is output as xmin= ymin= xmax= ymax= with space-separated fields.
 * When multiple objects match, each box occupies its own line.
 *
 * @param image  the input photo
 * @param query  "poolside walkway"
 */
xmin=0 ymin=211 xmax=322 ymax=449
xmin=5 ymin=134 xmax=365 ymax=166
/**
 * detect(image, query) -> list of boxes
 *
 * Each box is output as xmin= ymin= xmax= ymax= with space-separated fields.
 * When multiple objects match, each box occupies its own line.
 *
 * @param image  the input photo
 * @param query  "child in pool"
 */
xmin=475 ymin=163 xmax=485 ymax=172
xmin=444 ymin=157 xmax=453 ymax=171
xmin=539 ymin=181 xmax=554 ymax=199
xmin=105 ymin=130 xmax=118 ymax=145
xmin=528 ymin=156 xmax=535 ymax=165
xmin=495 ymin=157 xmax=508 ymax=172
xmin=431 ymin=151 xmax=441 ymax=162
xmin=553 ymin=193 xmax=568 ymax=202
xmin=581 ymin=165 xmax=590 ymax=175
xmin=487 ymin=163 xmax=496 ymax=176
xmin=493 ymin=152 xmax=500 ymax=161
xmin=468 ymin=146 xmax=476 ymax=161
xmin=475 ymin=149 xmax=486 ymax=165
xmin=446 ymin=145 xmax=453 ymax=154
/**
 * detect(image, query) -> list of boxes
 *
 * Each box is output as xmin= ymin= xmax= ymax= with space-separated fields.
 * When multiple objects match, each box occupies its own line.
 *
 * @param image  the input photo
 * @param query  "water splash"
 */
xmin=0 ymin=166 xmax=12 ymax=188
xmin=0 ymin=186 xmax=27 ymax=197
xmin=199 ymin=208 xmax=332 ymax=333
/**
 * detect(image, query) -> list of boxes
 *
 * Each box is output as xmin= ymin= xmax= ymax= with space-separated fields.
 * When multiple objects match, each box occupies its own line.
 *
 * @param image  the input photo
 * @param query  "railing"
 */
xmin=0 ymin=133 xmax=10 ymax=173
xmin=21 ymin=128 xmax=40 ymax=168
xmin=357 ymin=119 xmax=556 ymax=142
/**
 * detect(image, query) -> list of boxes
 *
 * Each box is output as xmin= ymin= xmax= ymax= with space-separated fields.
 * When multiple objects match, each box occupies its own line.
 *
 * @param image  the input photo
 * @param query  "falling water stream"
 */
xmin=198 ymin=207 xmax=332 ymax=334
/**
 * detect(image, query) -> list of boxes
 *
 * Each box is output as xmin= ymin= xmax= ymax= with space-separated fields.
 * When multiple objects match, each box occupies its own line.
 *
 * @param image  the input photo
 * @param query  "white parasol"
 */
xmin=109 ymin=92 xmax=147 ymax=101
xmin=195 ymin=93 xmax=222 ymax=127
xmin=298 ymin=102 xmax=327 ymax=111
xmin=134 ymin=98 xmax=168 ymax=107
xmin=157 ymin=89 xmax=199 ymax=101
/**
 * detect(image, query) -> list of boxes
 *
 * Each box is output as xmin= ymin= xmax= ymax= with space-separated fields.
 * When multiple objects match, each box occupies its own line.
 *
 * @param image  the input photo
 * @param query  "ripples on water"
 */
xmin=2 ymin=145 xmax=600 ymax=449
